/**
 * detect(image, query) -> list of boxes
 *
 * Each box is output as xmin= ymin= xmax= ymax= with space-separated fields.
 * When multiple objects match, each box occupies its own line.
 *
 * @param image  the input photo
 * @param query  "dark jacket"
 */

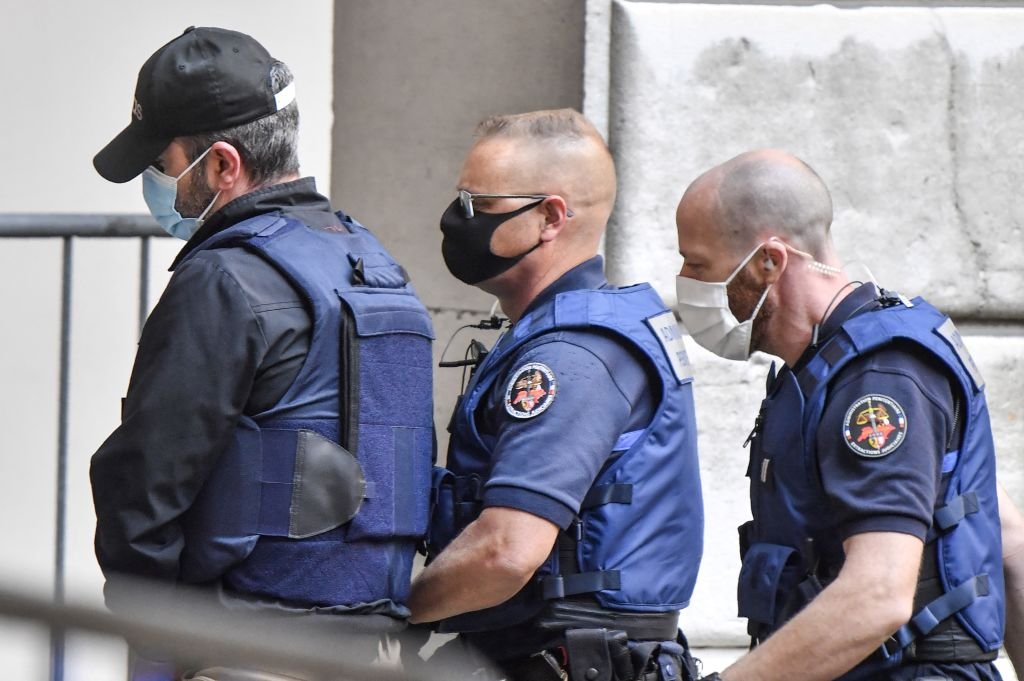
xmin=91 ymin=178 xmax=341 ymax=599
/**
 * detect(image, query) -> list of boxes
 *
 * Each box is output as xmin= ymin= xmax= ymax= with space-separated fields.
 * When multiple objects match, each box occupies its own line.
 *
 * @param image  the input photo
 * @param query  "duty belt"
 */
xmin=535 ymin=601 xmax=680 ymax=642
xmin=500 ymin=628 xmax=697 ymax=681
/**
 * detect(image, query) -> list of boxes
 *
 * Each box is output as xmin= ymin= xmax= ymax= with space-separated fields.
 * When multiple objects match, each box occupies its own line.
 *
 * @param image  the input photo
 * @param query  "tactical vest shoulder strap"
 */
xmin=795 ymin=294 xmax=977 ymax=413
xmin=883 ymin=574 xmax=991 ymax=658
xmin=177 ymin=213 xmax=289 ymax=268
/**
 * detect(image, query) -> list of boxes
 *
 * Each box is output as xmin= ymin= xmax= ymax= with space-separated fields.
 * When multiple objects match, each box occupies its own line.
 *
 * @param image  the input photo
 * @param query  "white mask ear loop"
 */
xmin=194 ymin=190 xmax=222 ymax=227
xmin=724 ymin=242 xmax=773 ymax=326
xmin=749 ymin=281 xmax=773 ymax=320
xmin=724 ymin=240 xmax=770 ymax=323
xmin=724 ymin=242 xmax=766 ymax=285
xmin=176 ymin=145 xmax=215 ymax=180
xmin=180 ymin=146 xmax=219 ymax=227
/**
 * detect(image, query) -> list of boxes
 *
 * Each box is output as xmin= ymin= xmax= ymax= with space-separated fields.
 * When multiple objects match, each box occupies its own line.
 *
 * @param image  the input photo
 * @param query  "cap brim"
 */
xmin=93 ymin=120 xmax=173 ymax=184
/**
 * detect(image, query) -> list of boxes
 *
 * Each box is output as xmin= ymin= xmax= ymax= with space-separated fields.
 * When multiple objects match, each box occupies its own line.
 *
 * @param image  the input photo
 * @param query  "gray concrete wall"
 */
xmin=330 ymin=0 xmax=587 ymax=454
xmin=604 ymin=2 xmax=1024 ymax=319
xmin=593 ymin=1 xmax=1024 ymax=672
xmin=331 ymin=3 xmax=1023 ymax=675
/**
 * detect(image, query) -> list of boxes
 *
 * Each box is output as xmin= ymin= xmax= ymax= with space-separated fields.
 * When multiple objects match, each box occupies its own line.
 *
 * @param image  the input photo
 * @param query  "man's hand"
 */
xmin=408 ymin=506 xmax=559 ymax=624
xmin=128 ymin=651 xmax=179 ymax=681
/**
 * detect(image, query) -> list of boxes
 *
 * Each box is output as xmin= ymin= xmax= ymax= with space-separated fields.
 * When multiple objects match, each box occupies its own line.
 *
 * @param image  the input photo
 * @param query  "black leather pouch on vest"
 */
xmin=737 ymin=520 xmax=753 ymax=561
xmin=736 ymin=543 xmax=801 ymax=629
xmin=425 ymin=466 xmax=457 ymax=560
xmin=280 ymin=428 xmax=366 ymax=538
xmin=583 ymin=628 xmax=689 ymax=681
xmin=425 ymin=468 xmax=486 ymax=561
xmin=503 ymin=629 xmax=696 ymax=681
xmin=566 ymin=628 xmax=619 ymax=681
xmin=627 ymin=634 xmax=697 ymax=681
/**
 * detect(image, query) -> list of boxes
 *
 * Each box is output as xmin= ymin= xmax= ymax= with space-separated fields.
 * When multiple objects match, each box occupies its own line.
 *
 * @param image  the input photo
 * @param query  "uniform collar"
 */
xmin=792 ymin=282 xmax=881 ymax=372
xmin=520 ymin=256 xmax=608 ymax=319
xmin=171 ymin=177 xmax=338 ymax=270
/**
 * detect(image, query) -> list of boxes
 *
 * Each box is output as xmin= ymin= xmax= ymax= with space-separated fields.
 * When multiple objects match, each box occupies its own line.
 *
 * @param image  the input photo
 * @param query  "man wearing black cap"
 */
xmin=90 ymin=27 xmax=435 ymax=680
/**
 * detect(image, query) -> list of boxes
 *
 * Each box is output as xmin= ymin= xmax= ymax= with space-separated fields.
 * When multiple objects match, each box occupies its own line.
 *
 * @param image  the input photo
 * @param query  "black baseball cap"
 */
xmin=94 ymin=26 xmax=296 ymax=183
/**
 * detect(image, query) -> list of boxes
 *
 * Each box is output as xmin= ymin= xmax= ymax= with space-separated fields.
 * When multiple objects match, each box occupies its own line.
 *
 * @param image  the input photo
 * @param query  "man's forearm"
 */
xmin=408 ymin=539 xmax=525 ymax=624
xmin=721 ymin=532 xmax=921 ymax=681
xmin=1005 ymin=544 xmax=1024 ymax=674
xmin=721 ymin=575 xmax=895 ymax=681
xmin=999 ymin=484 xmax=1024 ymax=674
xmin=409 ymin=507 xmax=558 ymax=624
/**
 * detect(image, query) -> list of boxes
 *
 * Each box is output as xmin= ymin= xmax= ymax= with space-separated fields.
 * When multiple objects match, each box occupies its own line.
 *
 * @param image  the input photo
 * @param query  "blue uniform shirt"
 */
xmin=473 ymin=256 xmax=656 ymax=529
xmin=794 ymin=284 xmax=960 ymax=542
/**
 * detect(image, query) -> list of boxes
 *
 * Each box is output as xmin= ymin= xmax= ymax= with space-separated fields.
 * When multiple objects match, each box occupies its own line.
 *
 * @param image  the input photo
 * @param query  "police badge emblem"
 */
xmin=843 ymin=394 xmax=907 ymax=458
xmin=504 ymin=362 xmax=557 ymax=419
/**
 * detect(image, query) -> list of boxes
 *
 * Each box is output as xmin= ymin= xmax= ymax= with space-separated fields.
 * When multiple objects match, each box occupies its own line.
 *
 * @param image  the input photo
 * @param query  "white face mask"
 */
xmin=675 ymin=242 xmax=772 ymax=361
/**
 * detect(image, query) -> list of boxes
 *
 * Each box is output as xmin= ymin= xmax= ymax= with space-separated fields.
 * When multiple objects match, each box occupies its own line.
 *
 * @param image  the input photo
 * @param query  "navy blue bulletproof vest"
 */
xmin=175 ymin=212 xmax=434 ymax=617
xmin=737 ymin=294 xmax=1003 ymax=675
xmin=428 ymin=284 xmax=703 ymax=633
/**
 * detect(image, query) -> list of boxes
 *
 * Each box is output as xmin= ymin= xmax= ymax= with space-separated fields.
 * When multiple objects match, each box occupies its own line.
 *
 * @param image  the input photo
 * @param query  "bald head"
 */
xmin=681 ymin=149 xmax=834 ymax=258
xmin=471 ymin=109 xmax=616 ymax=242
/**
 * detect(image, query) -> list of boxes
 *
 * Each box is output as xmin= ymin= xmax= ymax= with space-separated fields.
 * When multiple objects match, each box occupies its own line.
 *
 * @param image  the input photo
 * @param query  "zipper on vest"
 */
xmin=947 ymin=396 xmax=961 ymax=452
xmin=743 ymin=408 xmax=765 ymax=448
xmin=745 ymin=364 xmax=777 ymax=450
xmin=339 ymin=301 xmax=360 ymax=451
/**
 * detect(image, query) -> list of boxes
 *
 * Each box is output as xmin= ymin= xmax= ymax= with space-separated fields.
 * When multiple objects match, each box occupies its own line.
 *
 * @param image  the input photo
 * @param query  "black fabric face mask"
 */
xmin=440 ymin=197 xmax=543 ymax=285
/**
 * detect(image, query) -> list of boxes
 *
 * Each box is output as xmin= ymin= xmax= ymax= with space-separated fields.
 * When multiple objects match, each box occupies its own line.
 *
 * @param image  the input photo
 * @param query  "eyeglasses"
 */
xmin=457 ymin=189 xmax=573 ymax=219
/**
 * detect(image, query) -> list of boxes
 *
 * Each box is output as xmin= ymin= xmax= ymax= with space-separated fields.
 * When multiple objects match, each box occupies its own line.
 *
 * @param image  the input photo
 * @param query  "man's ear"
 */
xmin=760 ymin=239 xmax=788 ymax=284
xmin=205 ymin=141 xmax=245 ymax=193
xmin=538 ymin=195 xmax=571 ymax=242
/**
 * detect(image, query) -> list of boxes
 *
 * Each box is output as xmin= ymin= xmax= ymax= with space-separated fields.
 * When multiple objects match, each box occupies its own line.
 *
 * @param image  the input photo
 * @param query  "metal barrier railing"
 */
xmin=0 ymin=214 xmax=165 ymax=681
xmin=0 ymin=215 xmax=468 ymax=681
xmin=0 ymin=575 xmax=443 ymax=681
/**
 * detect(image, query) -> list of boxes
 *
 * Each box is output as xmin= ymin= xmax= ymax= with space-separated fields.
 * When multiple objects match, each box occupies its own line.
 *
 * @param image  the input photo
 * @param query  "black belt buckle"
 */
xmin=879 ymin=635 xmax=903 ymax=661
xmin=505 ymin=650 xmax=568 ymax=681
xmin=533 ymin=650 xmax=569 ymax=681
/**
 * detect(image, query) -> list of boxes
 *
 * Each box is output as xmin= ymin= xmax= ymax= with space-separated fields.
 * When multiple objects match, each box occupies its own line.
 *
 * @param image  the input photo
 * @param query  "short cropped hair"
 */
xmin=181 ymin=61 xmax=300 ymax=187
xmin=475 ymin=108 xmax=604 ymax=146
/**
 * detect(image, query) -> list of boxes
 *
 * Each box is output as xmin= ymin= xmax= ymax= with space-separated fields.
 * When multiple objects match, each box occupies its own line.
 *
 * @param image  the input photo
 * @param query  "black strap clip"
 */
xmin=439 ymin=339 xmax=489 ymax=368
xmin=877 ymin=288 xmax=905 ymax=308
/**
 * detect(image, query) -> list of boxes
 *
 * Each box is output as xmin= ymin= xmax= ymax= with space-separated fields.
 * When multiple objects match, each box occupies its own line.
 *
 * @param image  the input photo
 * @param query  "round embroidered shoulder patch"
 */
xmin=504 ymin=362 xmax=557 ymax=419
xmin=843 ymin=394 xmax=908 ymax=458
